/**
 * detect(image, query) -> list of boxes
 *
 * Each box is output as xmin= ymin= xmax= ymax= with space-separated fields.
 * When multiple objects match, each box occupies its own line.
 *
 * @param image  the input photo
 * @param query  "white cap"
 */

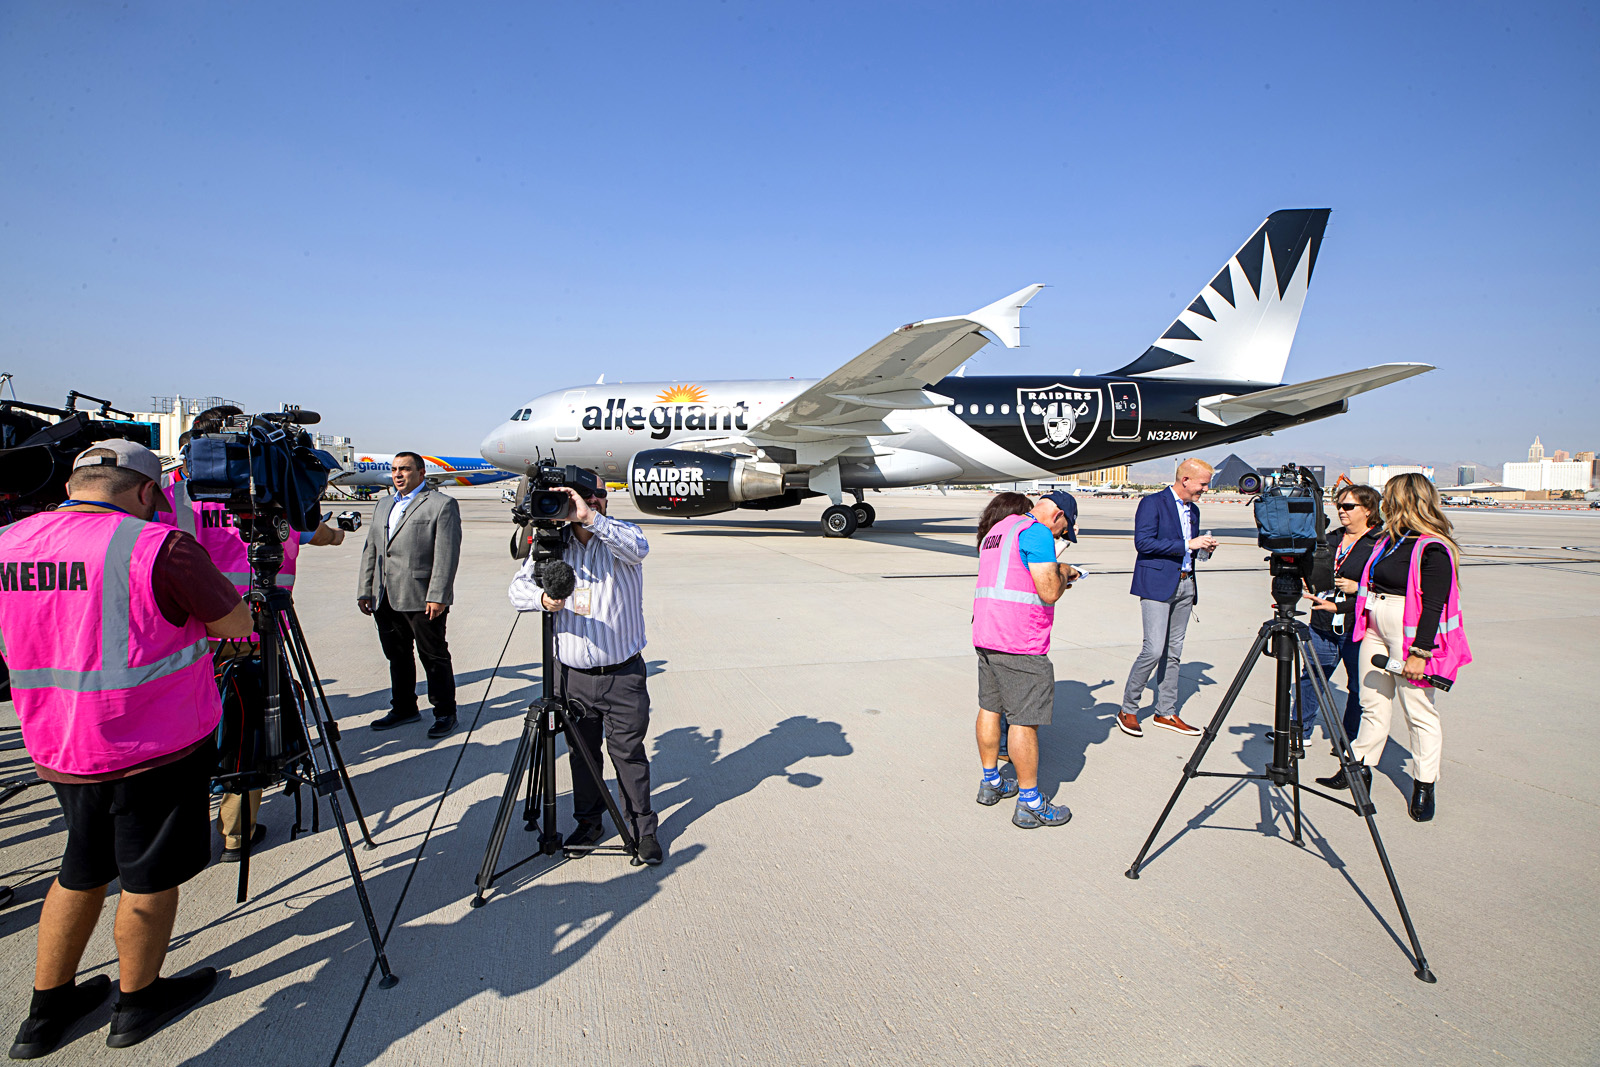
xmin=71 ymin=440 xmax=172 ymax=509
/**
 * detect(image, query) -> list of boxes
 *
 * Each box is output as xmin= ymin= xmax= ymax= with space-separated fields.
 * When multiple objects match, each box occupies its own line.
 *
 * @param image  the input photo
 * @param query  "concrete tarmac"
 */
xmin=1 ymin=489 xmax=1596 ymax=1066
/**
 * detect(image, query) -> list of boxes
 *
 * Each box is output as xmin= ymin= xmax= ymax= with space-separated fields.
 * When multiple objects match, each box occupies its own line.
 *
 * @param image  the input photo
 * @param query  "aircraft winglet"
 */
xmin=965 ymin=283 xmax=1045 ymax=348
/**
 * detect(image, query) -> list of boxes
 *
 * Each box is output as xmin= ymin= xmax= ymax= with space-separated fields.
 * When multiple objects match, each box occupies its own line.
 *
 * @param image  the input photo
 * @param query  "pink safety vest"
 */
xmin=1352 ymin=534 xmax=1472 ymax=687
xmin=162 ymin=471 xmax=298 ymax=595
xmin=972 ymin=513 xmax=1054 ymax=655
xmin=0 ymin=511 xmax=223 ymax=775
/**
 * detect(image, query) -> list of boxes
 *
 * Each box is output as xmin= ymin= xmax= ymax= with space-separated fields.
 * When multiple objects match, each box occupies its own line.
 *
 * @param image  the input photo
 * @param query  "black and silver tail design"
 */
xmin=1112 ymin=208 xmax=1330 ymax=384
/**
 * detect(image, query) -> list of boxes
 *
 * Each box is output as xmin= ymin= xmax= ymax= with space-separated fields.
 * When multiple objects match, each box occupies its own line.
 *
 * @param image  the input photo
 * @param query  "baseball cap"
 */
xmin=1039 ymin=490 xmax=1079 ymax=542
xmin=72 ymin=440 xmax=172 ymax=509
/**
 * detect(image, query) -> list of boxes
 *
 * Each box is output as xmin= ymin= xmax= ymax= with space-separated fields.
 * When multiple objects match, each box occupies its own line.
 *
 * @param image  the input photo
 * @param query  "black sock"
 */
xmin=29 ymin=980 xmax=77 ymax=1018
xmin=116 ymin=976 xmax=170 ymax=1010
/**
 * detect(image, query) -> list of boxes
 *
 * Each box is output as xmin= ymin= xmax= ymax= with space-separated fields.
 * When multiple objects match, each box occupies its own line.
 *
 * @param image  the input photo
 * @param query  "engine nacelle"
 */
xmin=629 ymin=449 xmax=785 ymax=517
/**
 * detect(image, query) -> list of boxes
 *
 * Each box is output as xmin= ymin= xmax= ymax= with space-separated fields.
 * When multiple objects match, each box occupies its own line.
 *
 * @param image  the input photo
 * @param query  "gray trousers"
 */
xmin=559 ymin=657 xmax=658 ymax=838
xmin=1121 ymin=577 xmax=1196 ymax=718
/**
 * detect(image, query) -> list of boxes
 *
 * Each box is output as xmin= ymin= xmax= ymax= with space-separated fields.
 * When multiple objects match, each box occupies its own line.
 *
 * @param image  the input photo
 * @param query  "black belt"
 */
xmin=562 ymin=653 xmax=642 ymax=676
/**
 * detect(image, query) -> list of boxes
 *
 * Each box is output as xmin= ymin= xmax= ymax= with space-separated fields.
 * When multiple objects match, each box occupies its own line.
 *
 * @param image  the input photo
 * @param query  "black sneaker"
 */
xmin=561 ymin=821 xmax=605 ymax=857
xmin=219 ymin=824 xmax=267 ymax=864
xmin=637 ymin=834 xmax=664 ymax=866
xmin=9 ymin=975 xmax=111 ymax=1059
xmin=106 ymin=968 xmax=218 ymax=1049
xmin=425 ymin=714 xmax=458 ymax=739
xmin=370 ymin=709 xmax=421 ymax=731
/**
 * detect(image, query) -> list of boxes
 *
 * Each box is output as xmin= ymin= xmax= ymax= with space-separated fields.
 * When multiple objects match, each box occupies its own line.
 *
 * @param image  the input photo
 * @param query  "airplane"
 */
xmin=328 ymin=452 xmax=517 ymax=490
xmin=479 ymin=209 xmax=1433 ymax=538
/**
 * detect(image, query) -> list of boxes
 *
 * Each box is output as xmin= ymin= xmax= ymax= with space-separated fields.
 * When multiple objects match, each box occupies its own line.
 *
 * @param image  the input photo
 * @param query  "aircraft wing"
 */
xmin=747 ymin=284 xmax=1044 ymax=452
xmin=1197 ymin=363 xmax=1433 ymax=426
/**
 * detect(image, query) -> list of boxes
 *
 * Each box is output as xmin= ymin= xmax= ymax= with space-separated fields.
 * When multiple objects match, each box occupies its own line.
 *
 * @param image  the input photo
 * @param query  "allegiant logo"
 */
xmin=354 ymin=458 xmax=393 ymax=473
xmin=584 ymin=400 xmax=750 ymax=441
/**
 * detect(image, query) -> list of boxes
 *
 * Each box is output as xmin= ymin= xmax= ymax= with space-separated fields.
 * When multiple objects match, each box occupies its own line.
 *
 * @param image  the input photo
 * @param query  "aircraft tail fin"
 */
xmin=1110 ymin=209 xmax=1330 ymax=384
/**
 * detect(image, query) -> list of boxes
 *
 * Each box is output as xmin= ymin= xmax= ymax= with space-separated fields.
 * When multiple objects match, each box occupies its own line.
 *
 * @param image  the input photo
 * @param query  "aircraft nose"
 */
xmin=480 ymin=422 xmax=511 ymax=465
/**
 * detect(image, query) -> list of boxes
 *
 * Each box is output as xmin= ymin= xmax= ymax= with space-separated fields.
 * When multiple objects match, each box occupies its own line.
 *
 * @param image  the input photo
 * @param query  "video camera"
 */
xmin=508 ymin=459 xmax=599 ymax=562
xmin=1241 ymin=462 xmax=1331 ymax=610
xmin=184 ymin=407 xmax=341 ymax=538
xmin=0 ymin=386 xmax=160 ymax=526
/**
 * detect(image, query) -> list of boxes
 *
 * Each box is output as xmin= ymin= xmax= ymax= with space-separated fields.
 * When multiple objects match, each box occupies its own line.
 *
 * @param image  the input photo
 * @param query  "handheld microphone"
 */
xmin=540 ymin=559 xmax=577 ymax=600
xmin=1371 ymin=654 xmax=1453 ymax=692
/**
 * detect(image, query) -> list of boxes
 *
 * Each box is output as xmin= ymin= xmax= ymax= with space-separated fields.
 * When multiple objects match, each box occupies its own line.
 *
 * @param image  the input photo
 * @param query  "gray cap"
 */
xmin=72 ymin=440 xmax=172 ymax=509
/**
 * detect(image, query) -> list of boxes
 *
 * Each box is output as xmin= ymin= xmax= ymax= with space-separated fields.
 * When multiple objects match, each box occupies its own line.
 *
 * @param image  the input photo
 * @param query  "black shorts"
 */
xmin=50 ymin=743 xmax=214 ymax=894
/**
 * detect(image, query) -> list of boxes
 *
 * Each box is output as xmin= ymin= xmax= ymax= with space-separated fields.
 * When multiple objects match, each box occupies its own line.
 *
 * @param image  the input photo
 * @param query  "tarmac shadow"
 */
xmin=648 ymin=715 xmax=854 ymax=846
xmin=1034 ymin=679 xmax=1116 ymax=798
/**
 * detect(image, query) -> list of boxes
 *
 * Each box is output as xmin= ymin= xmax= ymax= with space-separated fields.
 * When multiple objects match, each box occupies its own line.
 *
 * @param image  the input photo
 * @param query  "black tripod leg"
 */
xmin=472 ymin=706 xmax=539 ymax=907
xmin=281 ymin=604 xmax=376 ymax=848
xmin=1298 ymin=635 xmax=1435 ymax=982
xmin=1127 ymin=625 xmax=1272 ymax=879
xmin=536 ymin=710 xmax=562 ymax=855
xmin=557 ymin=707 xmax=639 ymax=860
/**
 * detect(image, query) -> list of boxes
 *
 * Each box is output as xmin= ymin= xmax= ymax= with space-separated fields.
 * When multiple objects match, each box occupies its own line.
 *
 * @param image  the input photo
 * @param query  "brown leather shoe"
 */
xmin=1116 ymin=712 xmax=1143 ymax=737
xmin=1151 ymin=714 xmax=1201 ymax=736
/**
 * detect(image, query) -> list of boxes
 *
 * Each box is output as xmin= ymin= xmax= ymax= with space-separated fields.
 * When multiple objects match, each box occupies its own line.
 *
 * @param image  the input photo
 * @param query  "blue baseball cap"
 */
xmin=1039 ymin=490 xmax=1078 ymax=542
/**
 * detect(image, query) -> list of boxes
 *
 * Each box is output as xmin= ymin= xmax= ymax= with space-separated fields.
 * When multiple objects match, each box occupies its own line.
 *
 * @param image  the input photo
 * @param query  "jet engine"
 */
xmin=629 ymin=449 xmax=785 ymax=517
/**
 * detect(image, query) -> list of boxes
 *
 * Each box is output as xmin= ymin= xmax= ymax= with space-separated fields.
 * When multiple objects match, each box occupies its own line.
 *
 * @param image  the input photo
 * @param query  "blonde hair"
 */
xmin=1381 ymin=473 xmax=1459 ymax=570
xmin=1176 ymin=457 xmax=1214 ymax=479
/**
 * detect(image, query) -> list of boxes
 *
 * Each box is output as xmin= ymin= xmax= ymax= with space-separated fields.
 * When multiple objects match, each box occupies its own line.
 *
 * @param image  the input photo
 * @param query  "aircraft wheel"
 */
xmin=853 ymin=501 xmax=876 ymax=528
xmin=822 ymin=505 xmax=859 ymax=538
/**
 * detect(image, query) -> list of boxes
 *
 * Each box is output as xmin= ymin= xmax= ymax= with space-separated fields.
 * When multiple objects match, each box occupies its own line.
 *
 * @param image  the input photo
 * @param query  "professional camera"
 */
xmin=1242 ymin=462 xmax=1331 ymax=609
xmin=0 ymin=386 xmax=159 ymax=526
xmin=184 ymin=407 xmax=340 ymax=535
xmin=508 ymin=459 xmax=599 ymax=562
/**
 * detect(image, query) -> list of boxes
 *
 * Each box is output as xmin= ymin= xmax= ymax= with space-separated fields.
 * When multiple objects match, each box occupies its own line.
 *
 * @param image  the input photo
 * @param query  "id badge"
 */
xmin=573 ymin=587 xmax=593 ymax=616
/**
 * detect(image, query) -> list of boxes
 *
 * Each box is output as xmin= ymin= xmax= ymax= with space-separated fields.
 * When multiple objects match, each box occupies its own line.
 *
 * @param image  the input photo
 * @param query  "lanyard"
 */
xmin=58 ymin=500 xmax=133 ymax=515
xmin=1368 ymin=532 xmax=1412 ymax=576
xmin=1334 ymin=530 xmax=1370 ymax=574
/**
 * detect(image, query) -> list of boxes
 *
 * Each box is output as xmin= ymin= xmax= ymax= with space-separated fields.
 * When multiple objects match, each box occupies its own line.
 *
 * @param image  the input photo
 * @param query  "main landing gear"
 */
xmin=821 ymin=496 xmax=875 ymax=538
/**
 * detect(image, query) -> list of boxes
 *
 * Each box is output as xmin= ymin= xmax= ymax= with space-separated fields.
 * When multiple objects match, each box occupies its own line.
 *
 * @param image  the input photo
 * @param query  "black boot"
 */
xmin=1315 ymin=762 xmax=1370 ymax=791
xmin=1409 ymin=779 xmax=1436 ymax=822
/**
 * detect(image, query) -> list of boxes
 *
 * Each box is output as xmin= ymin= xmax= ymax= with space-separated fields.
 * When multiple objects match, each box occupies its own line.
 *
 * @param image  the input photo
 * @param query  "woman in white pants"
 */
xmin=1316 ymin=474 xmax=1470 ymax=822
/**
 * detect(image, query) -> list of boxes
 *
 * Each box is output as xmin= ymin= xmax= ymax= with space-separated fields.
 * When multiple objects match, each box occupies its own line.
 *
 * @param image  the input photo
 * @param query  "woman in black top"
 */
xmin=1324 ymin=473 xmax=1460 ymax=822
xmin=1300 ymin=483 xmax=1381 ymax=743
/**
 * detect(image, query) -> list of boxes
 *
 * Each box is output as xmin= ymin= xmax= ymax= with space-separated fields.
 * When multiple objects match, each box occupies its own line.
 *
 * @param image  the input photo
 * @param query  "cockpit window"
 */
xmin=509 ymin=409 xmax=521 ymax=421
xmin=520 ymin=408 xmax=532 ymax=421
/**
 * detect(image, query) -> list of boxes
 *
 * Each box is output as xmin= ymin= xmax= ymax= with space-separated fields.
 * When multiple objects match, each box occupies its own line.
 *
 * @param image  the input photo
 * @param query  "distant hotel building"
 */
xmin=1349 ymin=464 xmax=1434 ymax=486
xmin=1504 ymin=437 xmax=1589 ymax=491
xmin=1457 ymin=465 xmax=1476 ymax=486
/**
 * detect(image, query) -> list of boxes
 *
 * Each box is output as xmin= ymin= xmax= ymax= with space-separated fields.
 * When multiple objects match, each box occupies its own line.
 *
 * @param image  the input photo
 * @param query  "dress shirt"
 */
xmin=387 ymin=483 xmax=424 ymax=540
xmin=507 ymin=511 xmax=650 ymax=669
xmin=1171 ymin=487 xmax=1193 ymax=571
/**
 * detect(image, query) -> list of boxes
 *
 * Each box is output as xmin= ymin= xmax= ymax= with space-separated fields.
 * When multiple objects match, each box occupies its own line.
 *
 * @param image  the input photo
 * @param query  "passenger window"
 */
xmin=954 ymin=404 xmax=963 ymax=414
xmin=984 ymin=404 xmax=994 ymax=415
xmin=1001 ymin=404 xmax=1010 ymax=414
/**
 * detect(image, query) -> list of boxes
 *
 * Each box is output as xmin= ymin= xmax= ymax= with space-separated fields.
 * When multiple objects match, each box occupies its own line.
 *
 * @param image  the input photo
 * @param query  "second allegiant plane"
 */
xmin=328 ymin=453 xmax=516 ymax=489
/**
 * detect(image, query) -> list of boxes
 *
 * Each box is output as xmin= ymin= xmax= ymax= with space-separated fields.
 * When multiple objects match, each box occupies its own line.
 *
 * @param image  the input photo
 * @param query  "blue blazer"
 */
xmin=1130 ymin=490 xmax=1200 ymax=603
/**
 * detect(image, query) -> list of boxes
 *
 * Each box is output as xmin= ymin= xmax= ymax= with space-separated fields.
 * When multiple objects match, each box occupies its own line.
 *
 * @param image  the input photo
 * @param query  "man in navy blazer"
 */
xmin=1119 ymin=458 xmax=1219 ymax=737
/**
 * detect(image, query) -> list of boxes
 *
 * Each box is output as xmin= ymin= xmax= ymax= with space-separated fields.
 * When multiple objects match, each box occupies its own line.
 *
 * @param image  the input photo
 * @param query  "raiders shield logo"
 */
xmin=1017 ymin=384 xmax=1102 ymax=460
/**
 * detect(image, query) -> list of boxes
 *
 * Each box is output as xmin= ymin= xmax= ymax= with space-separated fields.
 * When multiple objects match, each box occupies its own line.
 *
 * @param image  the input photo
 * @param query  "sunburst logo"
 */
xmin=656 ymin=384 xmax=708 ymax=403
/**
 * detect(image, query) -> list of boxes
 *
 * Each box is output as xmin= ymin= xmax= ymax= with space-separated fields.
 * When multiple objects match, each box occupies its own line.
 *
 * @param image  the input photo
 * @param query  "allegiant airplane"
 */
xmin=328 ymin=452 xmax=516 ymax=489
xmin=479 ymin=209 xmax=1432 ymax=537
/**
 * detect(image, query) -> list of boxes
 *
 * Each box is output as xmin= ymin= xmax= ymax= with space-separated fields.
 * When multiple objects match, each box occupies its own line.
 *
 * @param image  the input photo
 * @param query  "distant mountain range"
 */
xmin=1127 ymin=448 xmax=1515 ymax=487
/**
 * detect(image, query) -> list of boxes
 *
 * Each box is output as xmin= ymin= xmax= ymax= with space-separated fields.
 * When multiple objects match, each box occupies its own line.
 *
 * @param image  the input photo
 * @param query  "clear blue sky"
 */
xmin=3 ymin=2 xmax=1595 ymax=464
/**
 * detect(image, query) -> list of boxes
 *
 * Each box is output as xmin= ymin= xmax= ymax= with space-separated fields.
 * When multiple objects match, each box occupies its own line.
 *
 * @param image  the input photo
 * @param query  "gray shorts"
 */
xmin=976 ymin=648 xmax=1055 ymax=726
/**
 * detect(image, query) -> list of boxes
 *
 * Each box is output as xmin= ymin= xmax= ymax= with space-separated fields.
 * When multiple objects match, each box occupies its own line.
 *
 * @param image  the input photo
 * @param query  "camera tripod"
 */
xmin=472 ymin=607 xmax=640 ymax=908
xmin=1124 ymin=573 xmax=1436 ymax=983
xmin=215 ymin=532 xmax=398 ymax=987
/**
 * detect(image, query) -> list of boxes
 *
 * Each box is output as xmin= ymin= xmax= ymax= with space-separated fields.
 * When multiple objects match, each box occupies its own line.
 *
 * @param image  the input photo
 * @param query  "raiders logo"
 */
xmin=1016 ymin=385 xmax=1102 ymax=460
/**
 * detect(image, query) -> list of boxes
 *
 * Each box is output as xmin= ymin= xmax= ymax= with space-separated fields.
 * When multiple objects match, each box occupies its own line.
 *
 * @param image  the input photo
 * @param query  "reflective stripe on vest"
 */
xmin=974 ymin=519 xmax=1046 ymax=608
xmin=3 ymin=516 xmax=211 ymax=692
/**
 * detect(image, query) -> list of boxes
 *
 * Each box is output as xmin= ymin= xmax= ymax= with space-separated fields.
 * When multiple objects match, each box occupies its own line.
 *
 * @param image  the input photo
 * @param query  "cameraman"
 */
xmin=163 ymin=407 xmax=346 ymax=861
xmin=0 ymin=442 xmax=251 ymax=1054
xmin=505 ymin=478 xmax=662 ymax=865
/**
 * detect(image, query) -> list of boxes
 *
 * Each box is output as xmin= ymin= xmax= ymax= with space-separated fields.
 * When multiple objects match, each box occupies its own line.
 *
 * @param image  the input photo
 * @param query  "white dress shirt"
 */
xmin=1171 ymin=486 xmax=1193 ymax=571
xmin=387 ymin=483 xmax=425 ymax=541
xmin=507 ymin=511 xmax=650 ymax=669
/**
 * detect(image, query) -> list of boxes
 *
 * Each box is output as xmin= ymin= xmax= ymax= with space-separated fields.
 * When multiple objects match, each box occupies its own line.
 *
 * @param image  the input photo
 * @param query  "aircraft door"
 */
xmin=555 ymin=390 xmax=586 ymax=442
xmin=1109 ymin=382 xmax=1142 ymax=440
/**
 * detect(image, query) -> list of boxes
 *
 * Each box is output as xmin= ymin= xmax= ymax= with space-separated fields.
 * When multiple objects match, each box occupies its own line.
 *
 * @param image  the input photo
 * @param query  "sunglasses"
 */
xmin=1336 ymin=503 xmax=1362 ymax=511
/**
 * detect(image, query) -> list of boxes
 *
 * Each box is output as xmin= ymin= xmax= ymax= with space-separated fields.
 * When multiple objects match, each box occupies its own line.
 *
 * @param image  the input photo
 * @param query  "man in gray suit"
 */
xmin=357 ymin=452 xmax=463 ymax=738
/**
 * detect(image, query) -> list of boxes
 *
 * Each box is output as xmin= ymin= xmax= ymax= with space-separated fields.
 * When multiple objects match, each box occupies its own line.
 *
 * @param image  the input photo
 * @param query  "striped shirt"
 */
xmin=506 ymin=511 xmax=649 ymax=669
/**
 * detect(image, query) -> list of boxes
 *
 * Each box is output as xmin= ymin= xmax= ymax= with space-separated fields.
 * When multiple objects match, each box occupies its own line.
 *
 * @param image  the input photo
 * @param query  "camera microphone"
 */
xmin=1371 ymin=654 xmax=1454 ymax=692
xmin=541 ymin=559 xmax=576 ymax=600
